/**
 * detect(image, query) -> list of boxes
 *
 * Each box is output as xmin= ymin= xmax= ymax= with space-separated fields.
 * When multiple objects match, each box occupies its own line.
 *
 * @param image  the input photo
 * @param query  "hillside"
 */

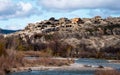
xmin=3 ymin=16 xmax=120 ymax=58
xmin=0 ymin=28 xmax=18 ymax=34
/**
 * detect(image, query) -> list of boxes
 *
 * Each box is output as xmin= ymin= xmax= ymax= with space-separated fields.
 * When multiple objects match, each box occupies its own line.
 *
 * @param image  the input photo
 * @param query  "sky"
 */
xmin=0 ymin=0 xmax=120 ymax=30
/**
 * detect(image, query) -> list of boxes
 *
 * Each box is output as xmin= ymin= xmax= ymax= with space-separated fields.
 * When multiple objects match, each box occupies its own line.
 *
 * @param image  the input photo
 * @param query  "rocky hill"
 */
xmin=7 ymin=16 xmax=120 ymax=36
xmin=4 ymin=16 xmax=120 ymax=58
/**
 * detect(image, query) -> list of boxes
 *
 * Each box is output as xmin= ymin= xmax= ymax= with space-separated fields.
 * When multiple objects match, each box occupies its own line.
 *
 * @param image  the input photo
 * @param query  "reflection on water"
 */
xmin=8 ymin=58 xmax=120 ymax=75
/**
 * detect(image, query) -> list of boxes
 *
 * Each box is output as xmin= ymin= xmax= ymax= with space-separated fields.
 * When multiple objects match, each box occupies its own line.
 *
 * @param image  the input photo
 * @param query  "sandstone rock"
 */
xmin=71 ymin=18 xmax=83 ymax=24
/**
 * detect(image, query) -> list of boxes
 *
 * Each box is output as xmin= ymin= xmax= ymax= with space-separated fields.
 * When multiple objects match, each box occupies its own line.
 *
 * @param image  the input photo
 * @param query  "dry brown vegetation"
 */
xmin=0 ymin=32 xmax=120 ymax=59
xmin=23 ymin=57 xmax=74 ymax=67
xmin=0 ymin=50 xmax=24 ymax=75
xmin=17 ymin=51 xmax=74 ymax=67
xmin=0 ymin=49 xmax=74 ymax=75
xmin=0 ymin=35 xmax=74 ymax=75
xmin=96 ymin=70 xmax=120 ymax=75
xmin=18 ymin=50 xmax=53 ymax=57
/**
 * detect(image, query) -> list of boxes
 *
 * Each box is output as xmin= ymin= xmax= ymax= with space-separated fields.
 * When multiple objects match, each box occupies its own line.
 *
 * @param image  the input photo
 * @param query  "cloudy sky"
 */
xmin=0 ymin=0 xmax=120 ymax=30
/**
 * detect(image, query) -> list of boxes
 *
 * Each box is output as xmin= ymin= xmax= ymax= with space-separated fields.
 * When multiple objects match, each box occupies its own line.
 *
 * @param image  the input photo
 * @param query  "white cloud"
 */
xmin=0 ymin=0 xmax=41 ymax=20
xmin=38 ymin=0 xmax=120 ymax=17
xmin=88 ymin=9 xmax=109 ymax=18
xmin=0 ymin=0 xmax=10 ymax=11
xmin=39 ymin=0 xmax=120 ymax=11
xmin=18 ymin=2 xmax=32 ymax=12
xmin=4 ymin=25 xmax=19 ymax=30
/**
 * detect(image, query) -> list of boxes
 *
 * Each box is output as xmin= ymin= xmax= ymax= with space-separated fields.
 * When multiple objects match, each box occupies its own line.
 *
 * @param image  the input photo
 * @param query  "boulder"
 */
xmin=49 ymin=17 xmax=55 ymax=21
xmin=71 ymin=18 xmax=83 ymax=24
xmin=92 ymin=16 xmax=102 ymax=24
xmin=59 ymin=18 xmax=70 ymax=24
xmin=113 ymin=28 xmax=120 ymax=35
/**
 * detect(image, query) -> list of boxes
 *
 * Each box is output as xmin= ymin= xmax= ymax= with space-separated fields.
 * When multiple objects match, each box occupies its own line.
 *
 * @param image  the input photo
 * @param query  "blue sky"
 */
xmin=0 ymin=0 xmax=120 ymax=30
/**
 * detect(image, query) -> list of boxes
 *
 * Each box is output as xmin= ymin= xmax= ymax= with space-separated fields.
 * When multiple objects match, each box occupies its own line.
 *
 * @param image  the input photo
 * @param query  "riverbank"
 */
xmin=108 ymin=60 xmax=120 ymax=63
xmin=10 ymin=61 xmax=113 ymax=73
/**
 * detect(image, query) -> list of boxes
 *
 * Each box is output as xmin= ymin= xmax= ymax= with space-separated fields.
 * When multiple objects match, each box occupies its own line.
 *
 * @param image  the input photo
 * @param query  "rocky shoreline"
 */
xmin=10 ymin=63 xmax=113 ymax=73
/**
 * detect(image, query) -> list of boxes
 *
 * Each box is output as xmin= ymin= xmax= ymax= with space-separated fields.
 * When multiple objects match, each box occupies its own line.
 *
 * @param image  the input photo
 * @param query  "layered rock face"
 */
xmin=14 ymin=16 xmax=120 ymax=36
xmin=5 ymin=16 xmax=120 ymax=57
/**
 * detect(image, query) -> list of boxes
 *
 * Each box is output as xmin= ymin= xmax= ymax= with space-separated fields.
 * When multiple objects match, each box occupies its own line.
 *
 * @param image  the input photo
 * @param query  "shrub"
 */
xmin=0 ymin=37 xmax=7 ymax=56
xmin=0 ymin=43 xmax=5 ymax=56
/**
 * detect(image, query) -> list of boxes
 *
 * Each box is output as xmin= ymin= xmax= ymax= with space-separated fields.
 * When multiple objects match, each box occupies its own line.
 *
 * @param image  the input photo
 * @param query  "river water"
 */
xmin=8 ymin=70 xmax=95 ymax=75
xmin=76 ymin=58 xmax=120 ymax=69
xmin=7 ymin=58 xmax=120 ymax=75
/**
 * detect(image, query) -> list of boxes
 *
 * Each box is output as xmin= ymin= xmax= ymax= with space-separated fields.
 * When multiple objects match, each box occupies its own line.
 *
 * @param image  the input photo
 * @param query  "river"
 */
xmin=7 ymin=58 xmax=120 ymax=75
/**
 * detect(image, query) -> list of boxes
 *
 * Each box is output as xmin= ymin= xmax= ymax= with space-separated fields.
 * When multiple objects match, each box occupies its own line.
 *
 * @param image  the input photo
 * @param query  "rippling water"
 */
xmin=8 ymin=58 xmax=120 ymax=75
xmin=76 ymin=58 xmax=120 ymax=69
xmin=8 ymin=70 xmax=95 ymax=75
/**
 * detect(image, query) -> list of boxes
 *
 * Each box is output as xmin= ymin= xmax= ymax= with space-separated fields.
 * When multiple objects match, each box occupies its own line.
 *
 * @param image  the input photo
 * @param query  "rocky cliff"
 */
xmin=7 ymin=16 xmax=120 ymax=36
xmin=4 ymin=16 xmax=120 ymax=58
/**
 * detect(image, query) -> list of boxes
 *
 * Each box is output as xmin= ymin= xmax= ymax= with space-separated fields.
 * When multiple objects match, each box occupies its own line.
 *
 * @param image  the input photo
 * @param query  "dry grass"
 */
xmin=0 ymin=50 xmax=24 ymax=75
xmin=10 ymin=51 xmax=74 ymax=67
xmin=23 ymin=57 xmax=74 ymax=67
xmin=95 ymin=70 xmax=120 ymax=75
xmin=0 ymin=50 xmax=74 ymax=75
xmin=17 ymin=51 xmax=52 ymax=57
xmin=19 ymin=51 xmax=74 ymax=67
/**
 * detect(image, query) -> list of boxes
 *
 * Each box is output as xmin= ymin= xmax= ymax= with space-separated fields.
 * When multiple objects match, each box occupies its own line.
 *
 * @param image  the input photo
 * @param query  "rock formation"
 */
xmin=4 ymin=16 xmax=120 ymax=58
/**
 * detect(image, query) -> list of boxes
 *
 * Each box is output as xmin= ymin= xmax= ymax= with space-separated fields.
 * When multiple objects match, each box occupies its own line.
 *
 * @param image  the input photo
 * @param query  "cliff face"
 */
xmin=5 ymin=16 xmax=120 ymax=58
xmin=20 ymin=17 xmax=120 ymax=35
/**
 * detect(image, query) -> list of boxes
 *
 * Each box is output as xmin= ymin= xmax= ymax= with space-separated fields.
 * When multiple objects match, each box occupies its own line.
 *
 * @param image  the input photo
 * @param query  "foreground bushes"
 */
xmin=0 ymin=33 xmax=120 ymax=59
xmin=0 ymin=50 xmax=74 ymax=75
xmin=0 ymin=50 xmax=24 ymax=75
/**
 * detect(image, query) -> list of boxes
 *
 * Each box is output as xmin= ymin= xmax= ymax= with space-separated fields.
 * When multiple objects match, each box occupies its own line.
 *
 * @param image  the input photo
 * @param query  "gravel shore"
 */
xmin=10 ymin=63 xmax=113 ymax=73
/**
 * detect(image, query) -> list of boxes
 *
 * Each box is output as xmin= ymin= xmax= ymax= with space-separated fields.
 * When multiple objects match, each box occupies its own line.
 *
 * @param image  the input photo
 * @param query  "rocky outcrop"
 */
xmin=6 ymin=16 xmax=120 ymax=41
xmin=4 ymin=16 xmax=120 ymax=58
xmin=6 ymin=16 xmax=118 ymax=37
